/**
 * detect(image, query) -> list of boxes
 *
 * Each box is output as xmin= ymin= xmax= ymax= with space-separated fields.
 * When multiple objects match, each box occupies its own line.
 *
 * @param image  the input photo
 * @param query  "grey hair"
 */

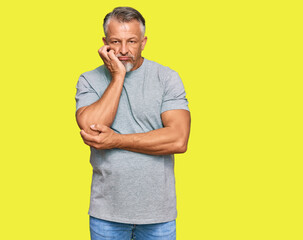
xmin=103 ymin=7 xmax=145 ymax=37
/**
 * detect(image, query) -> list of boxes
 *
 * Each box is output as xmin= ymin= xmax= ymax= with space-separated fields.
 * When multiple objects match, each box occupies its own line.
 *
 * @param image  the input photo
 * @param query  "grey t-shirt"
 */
xmin=75 ymin=58 xmax=189 ymax=224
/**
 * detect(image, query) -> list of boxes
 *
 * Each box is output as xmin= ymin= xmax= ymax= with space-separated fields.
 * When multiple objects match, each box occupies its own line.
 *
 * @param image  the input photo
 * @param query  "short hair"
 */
xmin=103 ymin=7 xmax=145 ymax=37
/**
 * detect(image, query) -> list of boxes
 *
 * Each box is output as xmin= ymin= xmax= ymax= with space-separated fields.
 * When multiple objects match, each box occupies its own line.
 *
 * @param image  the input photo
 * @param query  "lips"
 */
xmin=118 ymin=57 xmax=131 ymax=61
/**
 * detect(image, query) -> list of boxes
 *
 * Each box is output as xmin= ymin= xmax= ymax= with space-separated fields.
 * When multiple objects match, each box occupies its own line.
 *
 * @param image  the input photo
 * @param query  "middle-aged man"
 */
xmin=75 ymin=6 xmax=191 ymax=240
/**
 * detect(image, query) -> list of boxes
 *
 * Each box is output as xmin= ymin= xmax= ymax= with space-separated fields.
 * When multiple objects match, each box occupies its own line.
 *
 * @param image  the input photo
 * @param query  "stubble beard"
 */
xmin=116 ymin=54 xmax=135 ymax=72
xmin=121 ymin=61 xmax=134 ymax=72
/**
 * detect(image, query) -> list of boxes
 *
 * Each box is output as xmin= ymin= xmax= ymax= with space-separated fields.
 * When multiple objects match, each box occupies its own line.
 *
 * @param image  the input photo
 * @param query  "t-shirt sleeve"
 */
xmin=75 ymin=74 xmax=100 ymax=112
xmin=160 ymin=71 xmax=190 ymax=114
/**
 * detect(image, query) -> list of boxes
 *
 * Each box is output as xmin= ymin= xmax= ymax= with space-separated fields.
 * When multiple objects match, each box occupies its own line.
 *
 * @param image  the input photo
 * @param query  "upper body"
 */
xmin=75 ymin=7 xmax=191 ymax=224
xmin=76 ymin=58 xmax=189 ymax=224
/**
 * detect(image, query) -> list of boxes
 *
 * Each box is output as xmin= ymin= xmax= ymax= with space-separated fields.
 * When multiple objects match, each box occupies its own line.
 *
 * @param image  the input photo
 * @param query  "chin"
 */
xmin=123 ymin=62 xmax=134 ymax=72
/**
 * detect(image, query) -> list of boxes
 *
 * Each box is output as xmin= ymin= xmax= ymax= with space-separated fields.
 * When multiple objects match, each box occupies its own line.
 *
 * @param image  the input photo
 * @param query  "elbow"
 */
xmin=76 ymin=107 xmax=86 ymax=129
xmin=76 ymin=107 xmax=90 ymax=130
xmin=76 ymin=114 xmax=86 ymax=130
xmin=174 ymin=140 xmax=188 ymax=153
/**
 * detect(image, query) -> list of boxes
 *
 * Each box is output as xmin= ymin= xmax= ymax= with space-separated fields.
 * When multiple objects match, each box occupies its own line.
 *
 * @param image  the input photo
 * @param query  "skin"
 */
xmin=102 ymin=19 xmax=147 ymax=72
xmin=76 ymin=18 xmax=191 ymax=155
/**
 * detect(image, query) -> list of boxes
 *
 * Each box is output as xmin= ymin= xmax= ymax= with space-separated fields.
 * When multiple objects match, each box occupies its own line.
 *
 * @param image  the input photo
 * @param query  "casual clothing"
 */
xmin=90 ymin=216 xmax=176 ymax=240
xmin=75 ymin=58 xmax=189 ymax=224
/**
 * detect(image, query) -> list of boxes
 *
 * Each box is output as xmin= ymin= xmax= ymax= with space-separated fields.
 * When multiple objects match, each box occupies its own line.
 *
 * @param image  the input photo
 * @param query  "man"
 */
xmin=75 ymin=7 xmax=191 ymax=240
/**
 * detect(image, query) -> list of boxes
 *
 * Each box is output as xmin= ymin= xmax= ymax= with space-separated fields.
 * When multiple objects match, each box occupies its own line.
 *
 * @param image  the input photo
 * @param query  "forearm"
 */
xmin=77 ymin=76 xmax=124 ymax=131
xmin=80 ymin=110 xmax=191 ymax=153
xmin=116 ymin=127 xmax=188 ymax=155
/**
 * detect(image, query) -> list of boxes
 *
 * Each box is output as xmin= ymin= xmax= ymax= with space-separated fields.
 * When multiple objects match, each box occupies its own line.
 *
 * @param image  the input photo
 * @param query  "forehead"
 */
xmin=106 ymin=19 xmax=142 ymax=39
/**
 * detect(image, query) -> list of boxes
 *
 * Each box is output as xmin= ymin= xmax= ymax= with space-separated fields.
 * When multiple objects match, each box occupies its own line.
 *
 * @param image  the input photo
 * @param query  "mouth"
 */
xmin=118 ymin=56 xmax=132 ymax=61
xmin=118 ymin=57 xmax=132 ymax=61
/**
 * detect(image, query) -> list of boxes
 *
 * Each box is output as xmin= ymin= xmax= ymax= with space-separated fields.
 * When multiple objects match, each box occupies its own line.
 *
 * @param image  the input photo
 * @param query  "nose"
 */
xmin=120 ymin=42 xmax=129 ymax=55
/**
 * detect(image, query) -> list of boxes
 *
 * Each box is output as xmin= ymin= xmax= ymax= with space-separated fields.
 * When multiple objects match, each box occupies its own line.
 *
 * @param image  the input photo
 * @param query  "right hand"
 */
xmin=98 ymin=45 xmax=126 ymax=78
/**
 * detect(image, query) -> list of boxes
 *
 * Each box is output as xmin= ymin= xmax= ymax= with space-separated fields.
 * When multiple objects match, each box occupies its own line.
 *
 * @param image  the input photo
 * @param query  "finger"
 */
xmin=82 ymin=135 xmax=99 ymax=148
xmin=100 ymin=45 xmax=111 ymax=62
xmin=89 ymin=124 xmax=100 ymax=131
xmin=83 ymin=139 xmax=98 ymax=148
xmin=107 ymin=50 xmax=120 ymax=63
xmin=90 ymin=129 xmax=101 ymax=134
xmin=98 ymin=45 xmax=108 ymax=57
xmin=80 ymin=130 xmax=99 ymax=142
xmin=98 ymin=46 xmax=103 ymax=54
xmin=98 ymin=46 xmax=110 ymax=63
xmin=90 ymin=124 xmax=98 ymax=131
xmin=99 ymin=45 xmax=110 ymax=53
xmin=90 ymin=124 xmax=107 ymax=132
xmin=108 ymin=48 xmax=117 ymax=56
xmin=107 ymin=49 xmax=115 ymax=58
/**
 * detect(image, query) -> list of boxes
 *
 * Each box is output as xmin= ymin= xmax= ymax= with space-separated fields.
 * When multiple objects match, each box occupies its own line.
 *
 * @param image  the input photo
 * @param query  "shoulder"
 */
xmin=80 ymin=65 xmax=108 ymax=82
xmin=145 ymin=59 xmax=177 ymax=75
xmin=78 ymin=65 xmax=110 ymax=94
xmin=145 ymin=59 xmax=180 ymax=85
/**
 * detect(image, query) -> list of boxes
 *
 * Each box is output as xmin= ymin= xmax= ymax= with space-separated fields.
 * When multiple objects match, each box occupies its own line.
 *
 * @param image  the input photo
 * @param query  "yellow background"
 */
xmin=1 ymin=0 xmax=302 ymax=239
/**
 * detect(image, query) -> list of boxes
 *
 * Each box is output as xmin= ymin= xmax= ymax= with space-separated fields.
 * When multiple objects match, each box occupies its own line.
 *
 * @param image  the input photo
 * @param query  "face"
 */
xmin=103 ymin=19 xmax=147 ymax=71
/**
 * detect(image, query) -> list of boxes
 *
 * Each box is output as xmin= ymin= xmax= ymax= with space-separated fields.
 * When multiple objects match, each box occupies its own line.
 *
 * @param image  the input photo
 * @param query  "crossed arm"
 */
xmin=76 ymin=94 xmax=191 ymax=155
xmin=76 ymin=46 xmax=190 ymax=155
xmin=78 ymin=109 xmax=191 ymax=155
xmin=76 ymin=90 xmax=191 ymax=155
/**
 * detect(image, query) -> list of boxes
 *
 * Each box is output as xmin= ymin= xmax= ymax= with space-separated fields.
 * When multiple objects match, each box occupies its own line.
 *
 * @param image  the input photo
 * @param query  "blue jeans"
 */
xmin=90 ymin=216 xmax=176 ymax=240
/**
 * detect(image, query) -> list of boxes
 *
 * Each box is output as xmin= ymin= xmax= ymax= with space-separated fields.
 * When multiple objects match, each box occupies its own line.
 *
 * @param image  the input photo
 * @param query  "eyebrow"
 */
xmin=109 ymin=37 xmax=138 ymax=41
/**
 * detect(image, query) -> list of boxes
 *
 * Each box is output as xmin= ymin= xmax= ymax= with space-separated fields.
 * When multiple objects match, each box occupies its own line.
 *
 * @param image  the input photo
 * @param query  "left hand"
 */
xmin=80 ymin=124 xmax=120 ymax=150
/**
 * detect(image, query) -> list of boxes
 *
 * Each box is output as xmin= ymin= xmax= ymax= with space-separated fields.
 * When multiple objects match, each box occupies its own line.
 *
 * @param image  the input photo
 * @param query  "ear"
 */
xmin=141 ymin=36 xmax=147 ymax=50
xmin=102 ymin=37 xmax=108 ymax=45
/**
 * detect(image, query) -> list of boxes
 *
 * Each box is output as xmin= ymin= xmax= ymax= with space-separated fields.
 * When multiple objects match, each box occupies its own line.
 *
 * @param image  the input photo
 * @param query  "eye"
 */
xmin=129 ymin=40 xmax=136 ymax=44
xmin=112 ymin=41 xmax=119 ymax=44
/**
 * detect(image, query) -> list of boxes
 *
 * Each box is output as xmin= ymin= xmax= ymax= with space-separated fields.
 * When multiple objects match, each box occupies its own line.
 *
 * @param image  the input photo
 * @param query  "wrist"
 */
xmin=112 ymin=74 xmax=125 ymax=82
xmin=114 ymin=132 xmax=123 ymax=148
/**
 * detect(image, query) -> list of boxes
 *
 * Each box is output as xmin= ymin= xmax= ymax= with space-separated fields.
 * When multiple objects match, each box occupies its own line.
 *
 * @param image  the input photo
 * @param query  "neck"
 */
xmin=131 ymin=57 xmax=144 ymax=71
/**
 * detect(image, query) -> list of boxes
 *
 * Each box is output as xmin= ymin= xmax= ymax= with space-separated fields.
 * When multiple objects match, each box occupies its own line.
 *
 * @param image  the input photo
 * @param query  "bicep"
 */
xmin=161 ymin=109 xmax=191 ymax=140
xmin=75 ymin=75 xmax=99 ymax=114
